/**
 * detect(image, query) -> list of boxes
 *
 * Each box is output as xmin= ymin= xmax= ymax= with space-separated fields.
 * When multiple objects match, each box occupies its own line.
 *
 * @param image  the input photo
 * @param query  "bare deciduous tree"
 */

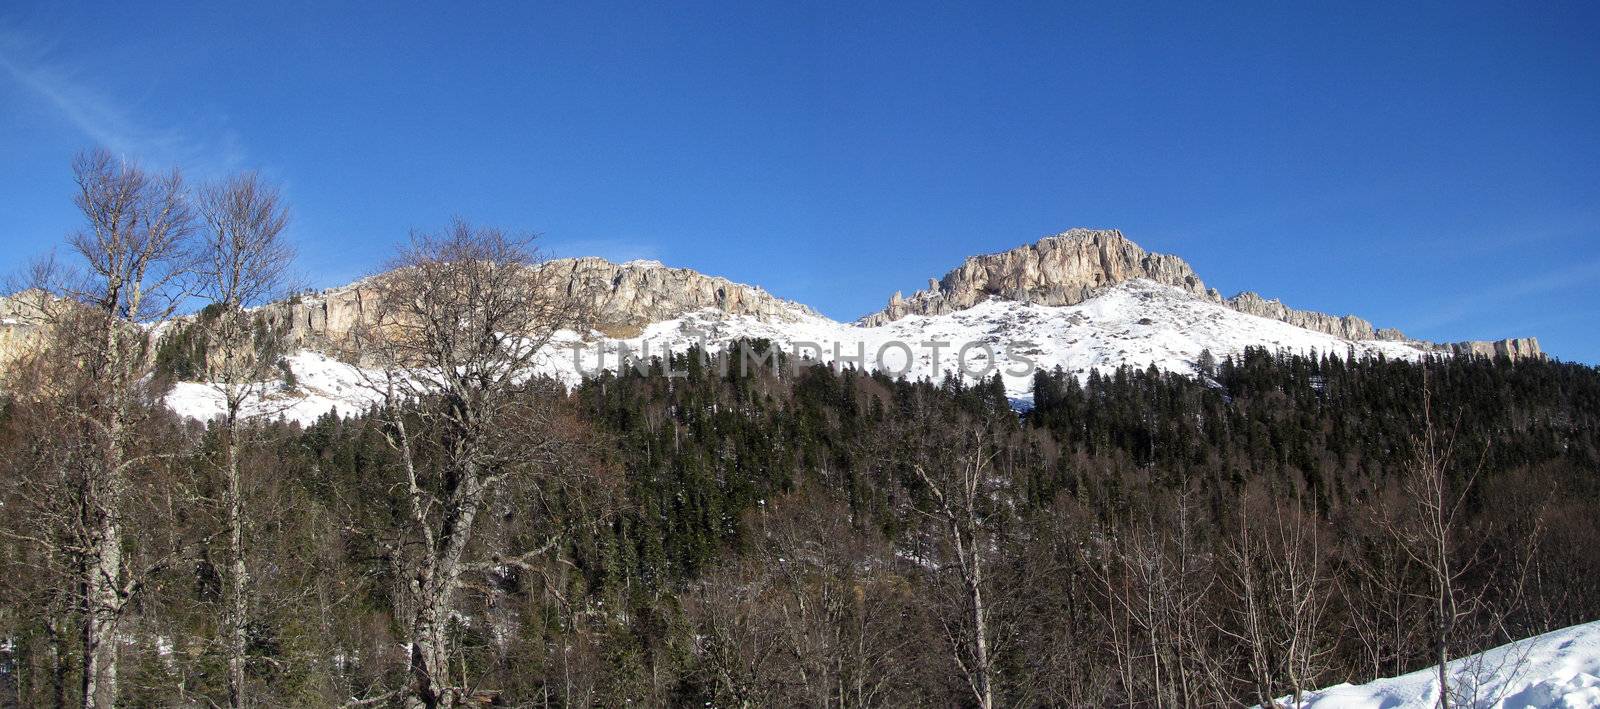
xmin=1368 ymin=372 xmax=1511 ymax=709
xmin=194 ymin=171 xmax=293 ymax=708
xmin=346 ymin=220 xmax=585 ymax=708
xmin=902 ymin=409 xmax=1003 ymax=709
xmin=10 ymin=149 xmax=198 ymax=709
xmin=1087 ymin=488 xmax=1225 ymax=708
xmin=1218 ymin=485 xmax=1331 ymax=708
xmin=689 ymin=490 xmax=921 ymax=708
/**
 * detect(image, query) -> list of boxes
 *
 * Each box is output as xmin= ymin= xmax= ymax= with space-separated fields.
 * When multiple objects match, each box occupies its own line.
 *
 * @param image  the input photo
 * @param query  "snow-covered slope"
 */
xmin=1276 ymin=620 xmax=1600 ymax=708
xmin=164 ymin=280 xmax=1430 ymax=424
xmin=166 ymin=350 xmax=389 ymax=424
xmin=588 ymin=278 xmax=1425 ymax=396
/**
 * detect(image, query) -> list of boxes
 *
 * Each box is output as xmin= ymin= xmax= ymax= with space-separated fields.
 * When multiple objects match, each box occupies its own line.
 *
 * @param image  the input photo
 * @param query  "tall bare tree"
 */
xmin=688 ymin=490 xmax=923 ymax=708
xmin=12 ymin=149 xmax=197 ymax=708
xmin=347 ymin=221 xmax=584 ymax=708
xmin=900 ymin=406 xmax=1004 ymax=709
xmin=1393 ymin=381 xmax=1487 ymax=709
xmin=1218 ymin=485 xmax=1331 ymax=708
xmin=194 ymin=171 xmax=293 ymax=708
xmin=1367 ymin=370 xmax=1514 ymax=709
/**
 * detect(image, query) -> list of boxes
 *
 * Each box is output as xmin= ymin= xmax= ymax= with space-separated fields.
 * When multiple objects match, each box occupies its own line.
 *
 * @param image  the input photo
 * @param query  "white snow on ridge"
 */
xmin=163 ymin=280 xmax=1432 ymax=425
xmin=166 ymin=351 xmax=388 ymax=425
xmin=577 ymin=280 xmax=1427 ymax=397
xmin=1274 ymin=620 xmax=1600 ymax=708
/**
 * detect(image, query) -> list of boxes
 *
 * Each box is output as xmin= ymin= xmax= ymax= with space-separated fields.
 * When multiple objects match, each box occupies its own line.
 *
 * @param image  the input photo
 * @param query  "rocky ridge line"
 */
xmin=860 ymin=228 xmax=1217 ymax=326
xmin=0 ymin=230 xmax=1544 ymax=369
xmin=857 ymin=228 xmax=1540 ymax=358
xmin=257 ymin=256 xmax=818 ymax=352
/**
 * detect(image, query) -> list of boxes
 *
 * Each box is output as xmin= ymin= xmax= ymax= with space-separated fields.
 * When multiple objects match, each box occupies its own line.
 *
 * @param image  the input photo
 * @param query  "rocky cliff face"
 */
xmin=546 ymin=258 xmax=816 ymax=333
xmin=1225 ymin=291 xmax=1403 ymax=342
xmin=860 ymin=229 xmax=1415 ymax=341
xmin=856 ymin=228 xmax=1545 ymax=357
xmin=0 ymin=292 xmax=51 ymax=370
xmin=1449 ymin=337 xmax=1543 ymax=360
xmin=860 ymin=229 xmax=1217 ymax=326
xmin=0 ymin=231 xmax=1547 ymax=374
xmin=252 ymin=257 xmax=816 ymax=352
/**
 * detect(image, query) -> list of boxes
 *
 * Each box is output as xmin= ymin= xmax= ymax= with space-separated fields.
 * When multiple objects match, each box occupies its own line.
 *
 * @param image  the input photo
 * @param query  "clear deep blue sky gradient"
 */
xmin=2 ymin=2 xmax=1597 ymax=361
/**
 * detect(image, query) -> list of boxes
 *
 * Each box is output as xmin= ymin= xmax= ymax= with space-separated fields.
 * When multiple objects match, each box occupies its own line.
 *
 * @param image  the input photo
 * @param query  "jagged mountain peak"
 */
xmin=855 ymin=228 xmax=1541 ymax=357
xmin=538 ymin=256 xmax=819 ymax=331
xmin=859 ymin=228 xmax=1215 ymax=327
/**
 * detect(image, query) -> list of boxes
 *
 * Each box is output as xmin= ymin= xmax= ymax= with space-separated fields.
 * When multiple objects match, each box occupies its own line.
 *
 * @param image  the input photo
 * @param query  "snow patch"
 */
xmin=1278 ymin=620 xmax=1600 ymax=708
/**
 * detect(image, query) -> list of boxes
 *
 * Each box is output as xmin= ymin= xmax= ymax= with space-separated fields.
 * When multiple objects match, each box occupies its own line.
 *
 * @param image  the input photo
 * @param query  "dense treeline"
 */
xmin=5 ymin=339 xmax=1599 ymax=706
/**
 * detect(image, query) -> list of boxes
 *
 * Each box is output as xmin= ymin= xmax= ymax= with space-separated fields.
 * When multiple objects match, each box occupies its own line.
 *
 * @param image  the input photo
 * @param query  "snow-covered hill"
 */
xmin=165 ymin=279 xmax=1431 ymax=424
xmin=1275 ymin=620 xmax=1600 ymax=708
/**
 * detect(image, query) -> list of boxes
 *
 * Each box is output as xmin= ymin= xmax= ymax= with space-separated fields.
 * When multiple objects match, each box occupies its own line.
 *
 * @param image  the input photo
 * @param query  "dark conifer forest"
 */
xmin=4 ymin=342 xmax=1598 ymax=707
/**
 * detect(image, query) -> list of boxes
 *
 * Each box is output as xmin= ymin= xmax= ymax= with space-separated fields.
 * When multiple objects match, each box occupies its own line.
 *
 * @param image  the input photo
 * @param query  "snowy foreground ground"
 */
xmin=1273 ymin=620 xmax=1600 ymax=708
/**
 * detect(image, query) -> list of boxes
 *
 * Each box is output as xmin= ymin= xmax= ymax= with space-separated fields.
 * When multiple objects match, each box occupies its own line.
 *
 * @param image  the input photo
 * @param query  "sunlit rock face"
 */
xmin=0 ymin=228 xmax=1546 ymax=386
xmin=1225 ymin=291 xmax=1394 ymax=342
xmin=1448 ymin=337 xmax=1542 ymax=360
xmin=238 ymin=256 xmax=818 ymax=352
xmin=854 ymin=228 xmax=1540 ymax=359
xmin=860 ymin=229 xmax=1216 ymax=326
xmin=542 ymin=257 xmax=817 ymax=333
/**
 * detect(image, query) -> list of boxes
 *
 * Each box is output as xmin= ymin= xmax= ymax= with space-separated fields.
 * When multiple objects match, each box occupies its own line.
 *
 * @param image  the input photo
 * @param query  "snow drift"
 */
xmin=1277 ymin=620 xmax=1600 ymax=708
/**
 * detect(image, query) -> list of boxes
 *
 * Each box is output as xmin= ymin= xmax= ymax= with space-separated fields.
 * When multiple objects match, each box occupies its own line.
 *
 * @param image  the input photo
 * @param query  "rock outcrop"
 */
xmin=252 ymin=257 xmax=816 ymax=352
xmin=546 ymin=258 xmax=816 ymax=332
xmin=857 ymin=228 xmax=1540 ymax=358
xmin=0 ymin=291 xmax=52 ymax=370
xmin=859 ymin=229 xmax=1218 ymax=326
xmin=1225 ymin=291 xmax=1403 ymax=342
xmin=1448 ymin=337 xmax=1542 ymax=360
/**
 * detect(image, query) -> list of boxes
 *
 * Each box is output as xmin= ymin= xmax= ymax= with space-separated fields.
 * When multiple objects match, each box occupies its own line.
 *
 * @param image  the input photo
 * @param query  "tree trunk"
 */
xmin=83 ymin=385 xmax=125 ymax=709
xmin=51 ymin=615 xmax=69 ymax=709
xmin=407 ymin=585 xmax=455 ymax=709
xmin=406 ymin=463 xmax=489 ymax=709
xmin=968 ymin=546 xmax=993 ymax=709
xmin=224 ymin=418 xmax=249 ymax=709
xmin=81 ymin=511 xmax=121 ymax=709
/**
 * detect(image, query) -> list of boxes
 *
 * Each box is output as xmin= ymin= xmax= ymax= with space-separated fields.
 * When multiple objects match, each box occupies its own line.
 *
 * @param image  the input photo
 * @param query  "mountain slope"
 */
xmin=1 ymin=226 xmax=1537 ymax=423
xmin=859 ymin=228 xmax=1540 ymax=358
xmin=166 ymin=279 xmax=1432 ymax=423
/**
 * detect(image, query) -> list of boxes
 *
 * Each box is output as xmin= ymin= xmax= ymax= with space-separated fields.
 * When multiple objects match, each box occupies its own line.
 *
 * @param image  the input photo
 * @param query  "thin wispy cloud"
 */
xmin=1408 ymin=254 xmax=1600 ymax=332
xmin=0 ymin=26 xmax=243 ymax=173
xmin=1371 ymin=211 xmax=1600 ymax=261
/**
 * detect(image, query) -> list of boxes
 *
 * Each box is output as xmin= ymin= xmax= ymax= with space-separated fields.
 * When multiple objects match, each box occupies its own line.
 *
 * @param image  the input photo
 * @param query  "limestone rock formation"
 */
xmin=1225 ymin=291 xmax=1402 ymax=342
xmin=247 ymin=257 xmax=816 ymax=352
xmin=856 ymin=227 xmax=1540 ymax=358
xmin=1448 ymin=337 xmax=1542 ymax=360
xmin=859 ymin=228 xmax=1218 ymax=326
xmin=546 ymin=258 xmax=816 ymax=332
xmin=0 ymin=291 xmax=52 ymax=370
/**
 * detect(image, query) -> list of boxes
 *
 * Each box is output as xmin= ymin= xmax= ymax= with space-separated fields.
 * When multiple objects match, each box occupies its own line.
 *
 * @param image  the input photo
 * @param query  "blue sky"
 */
xmin=2 ymin=2 xmax=1597 ymax=361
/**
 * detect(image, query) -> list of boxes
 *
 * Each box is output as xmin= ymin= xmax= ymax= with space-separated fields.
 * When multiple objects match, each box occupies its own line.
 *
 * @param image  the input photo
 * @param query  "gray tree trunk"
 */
xmin=225 ymin=416 xmax=249 ymax=709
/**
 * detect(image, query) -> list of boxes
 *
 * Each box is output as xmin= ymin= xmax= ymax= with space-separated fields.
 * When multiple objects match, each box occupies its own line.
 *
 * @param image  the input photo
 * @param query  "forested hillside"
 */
xmin=2 ymin=151 xmax=1595 ymax=708
xmin=5 ymin=341 xmax=1597 ymax=707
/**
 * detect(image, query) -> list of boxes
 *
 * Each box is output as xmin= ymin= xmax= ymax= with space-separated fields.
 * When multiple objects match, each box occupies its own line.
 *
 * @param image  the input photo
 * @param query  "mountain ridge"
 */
xmin=0 ymin=228 xmax=1544 ymax=382
xmin=856 ymin=228 xmax=1539 ymax=358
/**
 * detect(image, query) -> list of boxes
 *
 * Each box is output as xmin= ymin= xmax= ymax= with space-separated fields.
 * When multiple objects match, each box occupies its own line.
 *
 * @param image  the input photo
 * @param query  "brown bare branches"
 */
xmin=343 ymin=220 xmax=588 ymax=708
